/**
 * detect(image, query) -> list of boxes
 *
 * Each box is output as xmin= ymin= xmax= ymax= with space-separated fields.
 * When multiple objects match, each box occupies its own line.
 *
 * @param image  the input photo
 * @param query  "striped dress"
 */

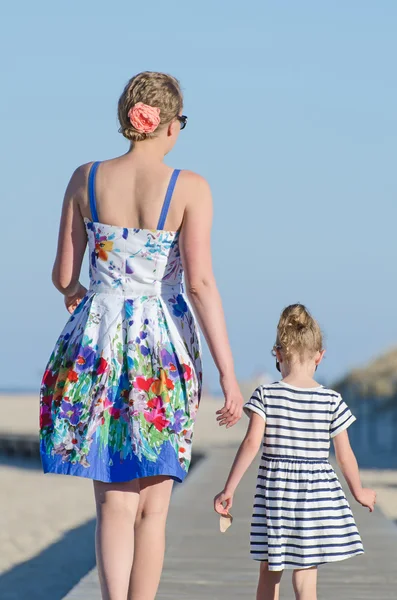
xmin=244 ymin=382 xmax=364 ymax=571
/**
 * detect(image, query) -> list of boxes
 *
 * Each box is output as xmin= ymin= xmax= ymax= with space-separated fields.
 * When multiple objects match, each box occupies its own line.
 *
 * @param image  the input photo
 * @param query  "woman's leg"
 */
xmin=128 ymin=475 xmax=174 ymax=600
xmin=256 ymin=561 xmax=283 ymax=600
xmin=94 ymin=479 xmax=140 ymax=600
xmin=292 ymin=567 xmax=318 ymax=600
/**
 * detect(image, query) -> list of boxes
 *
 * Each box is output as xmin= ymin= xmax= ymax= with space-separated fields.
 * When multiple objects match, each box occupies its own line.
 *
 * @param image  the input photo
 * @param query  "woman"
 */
xmin=40 ymin=71 xmax=243 ymax=600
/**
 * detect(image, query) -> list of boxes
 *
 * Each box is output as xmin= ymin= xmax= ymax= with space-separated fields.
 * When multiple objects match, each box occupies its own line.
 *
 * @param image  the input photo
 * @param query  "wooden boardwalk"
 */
xmin=65 ymin=446 xmax=397 ymax=600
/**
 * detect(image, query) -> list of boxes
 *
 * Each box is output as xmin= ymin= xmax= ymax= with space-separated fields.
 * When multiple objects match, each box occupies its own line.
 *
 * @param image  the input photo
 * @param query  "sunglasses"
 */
xmin=176 ymin=115 xmax=188 ymax=130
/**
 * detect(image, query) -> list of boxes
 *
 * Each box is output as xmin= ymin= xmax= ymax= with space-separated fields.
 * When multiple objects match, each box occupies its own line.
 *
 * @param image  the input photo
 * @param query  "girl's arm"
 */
xmin=179 ymin=172 xmax=244 ymax=428
xmin=214 ymin=412 xmax=265 ymax=515
xmin=52 ymin=166 xmax=89 ymax=313
xmin=333 ymin=430 xmax=376 ymax=512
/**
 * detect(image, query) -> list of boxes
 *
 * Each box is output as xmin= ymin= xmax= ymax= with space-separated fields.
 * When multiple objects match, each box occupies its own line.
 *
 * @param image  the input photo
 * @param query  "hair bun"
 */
xmin=118 ymin=125 xmax=147 ymax=143
xmin=274 ymin=303 xmax=323 ymax=360
xmin=118 ymin=71 xmax=183 ymax=144
xmin=286 ymin=305 xmax=310 ymax=331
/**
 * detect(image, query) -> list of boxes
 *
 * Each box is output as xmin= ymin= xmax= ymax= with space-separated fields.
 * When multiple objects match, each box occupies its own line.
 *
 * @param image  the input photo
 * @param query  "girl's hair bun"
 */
xmin=274 ymin=304 xmax=323 ymax=361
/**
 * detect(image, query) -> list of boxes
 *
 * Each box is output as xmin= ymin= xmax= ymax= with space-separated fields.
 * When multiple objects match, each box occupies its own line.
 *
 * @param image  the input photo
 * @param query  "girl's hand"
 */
xmin=217 ymin=375 xmax=244 ymax=428
xmin=64 ymin=283 xmax=87 ymax=314
xmin=355 ymin=487 xmax=377 ymax=512
xmin=214 ymin=489 xmax=233 ymax=515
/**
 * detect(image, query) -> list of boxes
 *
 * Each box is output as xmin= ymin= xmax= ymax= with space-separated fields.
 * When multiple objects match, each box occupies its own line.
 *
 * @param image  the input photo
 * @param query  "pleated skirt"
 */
xmin=250 ymin=457 xmax=364 ymax=570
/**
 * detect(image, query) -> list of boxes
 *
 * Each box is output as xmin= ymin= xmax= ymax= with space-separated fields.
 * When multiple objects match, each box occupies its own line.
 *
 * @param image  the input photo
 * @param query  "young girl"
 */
xmin=214 ymin=304 xmax=376 ymax=600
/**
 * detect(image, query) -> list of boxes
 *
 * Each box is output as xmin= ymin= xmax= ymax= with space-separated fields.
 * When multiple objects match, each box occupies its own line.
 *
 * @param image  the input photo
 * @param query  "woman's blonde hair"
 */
xmin=274 ymin=304 xmax=323 ymax=362
xmin=118 ymin=71 xmax=183 ymax=143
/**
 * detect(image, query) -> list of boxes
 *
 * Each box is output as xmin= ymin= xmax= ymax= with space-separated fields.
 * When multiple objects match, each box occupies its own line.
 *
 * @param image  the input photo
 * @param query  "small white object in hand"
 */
xmin=220 ymin=512 xmax=233 ymax=533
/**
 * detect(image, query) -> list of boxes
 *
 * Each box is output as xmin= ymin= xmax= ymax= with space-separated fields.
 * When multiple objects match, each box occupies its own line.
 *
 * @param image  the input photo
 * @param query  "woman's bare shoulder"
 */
xmin=175 ymin=171 xmax=213 ymax=221
xmin=179 ymin=169 xmax=209 ymax=186
xmin=73 ymin=162 xmax=96 ymax=182
xmin=64 ymin=162 xmax=95 ymax=201
xmin=178 ymin=170 xmax=211 ymax=203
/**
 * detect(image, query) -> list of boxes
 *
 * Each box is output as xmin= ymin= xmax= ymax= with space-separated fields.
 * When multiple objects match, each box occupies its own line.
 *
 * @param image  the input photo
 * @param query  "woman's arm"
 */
xmin=52 ymin=165 xmax=89 ymax=313
xmin=214 ymin=412 xmax=265 ymax=514
xmin=333 ymin=429 xmax=376 ymax=512
xmin=179 ymin=172 xmax=244 ymax=428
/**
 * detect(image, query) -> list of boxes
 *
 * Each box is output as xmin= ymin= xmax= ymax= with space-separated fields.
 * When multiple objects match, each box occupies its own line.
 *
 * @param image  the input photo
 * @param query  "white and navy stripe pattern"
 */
xmin=244 ymin=382 xmax=363 ymax=571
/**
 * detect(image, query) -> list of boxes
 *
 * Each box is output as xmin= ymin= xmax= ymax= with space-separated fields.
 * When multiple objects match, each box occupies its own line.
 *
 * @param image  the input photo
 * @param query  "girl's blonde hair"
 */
xmin=274 ymin=304 xmax=323 ymax=362
xmin=118 ymin=71 xmax=183 ymax=143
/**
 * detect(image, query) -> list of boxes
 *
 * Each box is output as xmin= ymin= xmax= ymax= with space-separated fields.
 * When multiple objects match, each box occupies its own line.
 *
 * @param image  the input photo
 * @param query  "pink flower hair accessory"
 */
xmin=128 ymin=102 xmax=161 ymax=134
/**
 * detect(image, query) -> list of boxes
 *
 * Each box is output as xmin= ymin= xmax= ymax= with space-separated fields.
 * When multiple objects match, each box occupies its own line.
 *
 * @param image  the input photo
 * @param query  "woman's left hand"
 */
xmin=217 ymin=374 xmax=244 ymax=428
xmin=64 ymin=283 xmax=87 ymax=314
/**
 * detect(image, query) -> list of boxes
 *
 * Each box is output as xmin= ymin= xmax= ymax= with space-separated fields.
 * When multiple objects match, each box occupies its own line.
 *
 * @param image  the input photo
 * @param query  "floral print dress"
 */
xmin=40 ymin=164 xmax=202 ymax=483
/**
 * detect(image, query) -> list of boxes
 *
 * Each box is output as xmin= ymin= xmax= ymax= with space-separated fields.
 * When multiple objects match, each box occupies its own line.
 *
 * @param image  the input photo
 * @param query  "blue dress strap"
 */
xmin=157 ymin=169 xmax=181 ymax=230
xmin=88 ymin=161 xmax=100 ymax=223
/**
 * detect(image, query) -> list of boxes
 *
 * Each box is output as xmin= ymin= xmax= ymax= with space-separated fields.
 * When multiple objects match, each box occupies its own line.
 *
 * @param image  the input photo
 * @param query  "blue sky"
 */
xmin=1 ymin=1 xmax=396 ymax=391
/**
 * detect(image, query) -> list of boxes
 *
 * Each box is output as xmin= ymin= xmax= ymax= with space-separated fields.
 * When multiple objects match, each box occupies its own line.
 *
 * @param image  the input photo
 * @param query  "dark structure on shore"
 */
xmin=333 ymin=347 xmax=397 ymax=469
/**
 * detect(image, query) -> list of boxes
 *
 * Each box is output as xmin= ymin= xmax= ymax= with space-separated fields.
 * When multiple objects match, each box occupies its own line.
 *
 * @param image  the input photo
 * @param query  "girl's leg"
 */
xmin=292 ymin=567 xmax=318 ymax=600
xmin=94 ymin=479 xmax=140 ymax=600
xmin=128 ymin=475 xmax=174 ymax=600
xmin=256 ymin=561 xmax=283 ymax=600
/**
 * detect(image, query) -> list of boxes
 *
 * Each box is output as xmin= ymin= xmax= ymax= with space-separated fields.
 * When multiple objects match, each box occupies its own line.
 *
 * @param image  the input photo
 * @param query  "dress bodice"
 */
xmin=85 ymin=162 xmax=183 ymax=297
xmin=86 ymin=220 xmax=183 ymax=297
